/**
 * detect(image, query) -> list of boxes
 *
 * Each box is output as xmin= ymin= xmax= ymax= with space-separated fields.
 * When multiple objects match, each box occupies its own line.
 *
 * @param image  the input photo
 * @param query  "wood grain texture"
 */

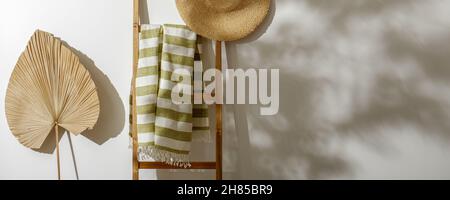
xmin=215 ymin=41 xmax=223 ymax=180
xmin=132 ymin=0 xmax=140 ymax=180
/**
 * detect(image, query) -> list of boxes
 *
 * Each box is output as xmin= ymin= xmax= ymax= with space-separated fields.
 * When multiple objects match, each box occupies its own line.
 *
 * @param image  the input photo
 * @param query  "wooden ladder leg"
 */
xmin=132 ymin=0 xmax=140 ymax=180
xmin=215 ymin=41 xmax=223 ymax=180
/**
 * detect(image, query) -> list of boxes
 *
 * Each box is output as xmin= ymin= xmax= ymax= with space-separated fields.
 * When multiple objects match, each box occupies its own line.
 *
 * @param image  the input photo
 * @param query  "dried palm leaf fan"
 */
xmin=5 ymin=30 xmax=100 ymax=180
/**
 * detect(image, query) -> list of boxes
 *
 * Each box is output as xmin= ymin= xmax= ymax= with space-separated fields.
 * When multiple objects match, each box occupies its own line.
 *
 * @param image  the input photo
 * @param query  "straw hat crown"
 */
xmin=176 ymin=0 xmax=271 ymax=41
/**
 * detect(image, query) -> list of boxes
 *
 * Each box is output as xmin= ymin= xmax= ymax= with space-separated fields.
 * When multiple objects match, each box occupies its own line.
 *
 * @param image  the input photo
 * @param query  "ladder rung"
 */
xmin=139 ymin=162 xmax=216 ymax=169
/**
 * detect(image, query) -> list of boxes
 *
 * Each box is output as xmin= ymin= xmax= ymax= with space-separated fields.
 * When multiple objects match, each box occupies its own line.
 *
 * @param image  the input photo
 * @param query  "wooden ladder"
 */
xmin=131 ymin=0 xmax=223 ymax=180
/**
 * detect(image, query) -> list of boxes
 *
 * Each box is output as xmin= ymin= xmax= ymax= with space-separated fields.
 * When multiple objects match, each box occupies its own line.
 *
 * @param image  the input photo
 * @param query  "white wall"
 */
xmin=1 ymin=0 xmax=450 ymax=180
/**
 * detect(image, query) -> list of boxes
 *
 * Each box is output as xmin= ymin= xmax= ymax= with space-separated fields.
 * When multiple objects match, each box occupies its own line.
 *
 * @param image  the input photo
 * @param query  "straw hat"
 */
xmin=175 ymin=0 xmax=271 ymax=41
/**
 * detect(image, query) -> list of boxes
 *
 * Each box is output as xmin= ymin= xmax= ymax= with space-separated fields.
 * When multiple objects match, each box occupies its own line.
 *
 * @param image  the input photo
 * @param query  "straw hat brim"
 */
xmin=175 ymin=0 xmax=271 ymax=41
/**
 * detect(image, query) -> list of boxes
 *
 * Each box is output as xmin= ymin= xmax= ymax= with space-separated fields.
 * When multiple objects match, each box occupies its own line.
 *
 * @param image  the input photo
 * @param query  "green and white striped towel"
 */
xmin=133 ymin=24 xmax=210 ymax=167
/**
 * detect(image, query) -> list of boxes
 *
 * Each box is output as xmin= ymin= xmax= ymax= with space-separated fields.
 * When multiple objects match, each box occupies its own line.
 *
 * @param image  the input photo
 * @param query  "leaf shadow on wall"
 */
xmin=69 ymin=45 xmax=125 ymax=145
xmin=223 ymin=0 xmax=450 ymax=179
xmin=33 ymin=42 xmax=125 ymax=154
